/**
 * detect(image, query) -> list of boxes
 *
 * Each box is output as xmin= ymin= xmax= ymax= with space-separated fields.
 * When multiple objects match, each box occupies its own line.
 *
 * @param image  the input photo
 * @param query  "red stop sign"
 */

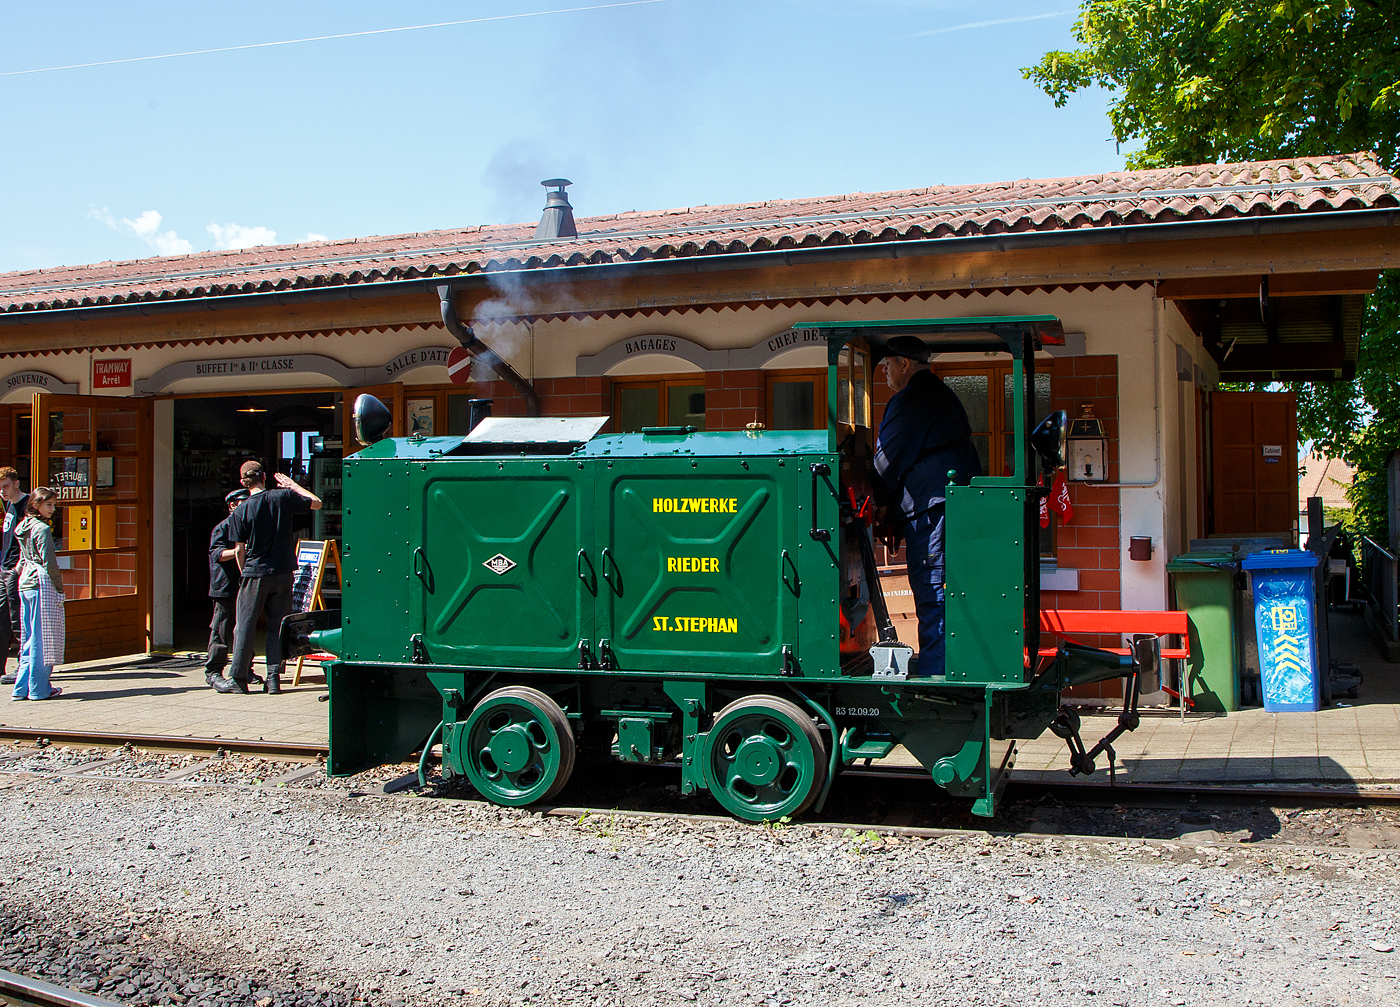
xmin=447 ymin=346 xmax=473 ymax=385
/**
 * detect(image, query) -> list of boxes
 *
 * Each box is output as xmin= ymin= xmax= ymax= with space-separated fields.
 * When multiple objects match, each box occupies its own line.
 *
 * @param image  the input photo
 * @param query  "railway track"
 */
xmin=0 ymin=728 xmax=324 ymax=761
xmin=0 ymin=969 xmax=121 ymax=1007
xmin=3 ymin=730 xmax=1399 ymax=852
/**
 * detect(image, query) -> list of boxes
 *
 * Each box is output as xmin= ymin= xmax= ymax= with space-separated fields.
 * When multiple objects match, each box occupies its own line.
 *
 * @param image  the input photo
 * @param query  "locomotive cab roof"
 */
xmin=793 ymin=314 xmax=1065 ymax=362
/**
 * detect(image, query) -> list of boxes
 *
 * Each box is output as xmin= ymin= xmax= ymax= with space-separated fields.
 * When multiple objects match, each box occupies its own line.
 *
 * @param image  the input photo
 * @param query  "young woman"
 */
xmin=12 ymin=487 xmax=64 ymax=701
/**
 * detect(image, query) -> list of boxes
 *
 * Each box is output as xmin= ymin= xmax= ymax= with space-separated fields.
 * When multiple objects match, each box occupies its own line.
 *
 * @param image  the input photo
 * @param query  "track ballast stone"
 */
xmin=1 ymin=776 xmax=1397 ymax=1006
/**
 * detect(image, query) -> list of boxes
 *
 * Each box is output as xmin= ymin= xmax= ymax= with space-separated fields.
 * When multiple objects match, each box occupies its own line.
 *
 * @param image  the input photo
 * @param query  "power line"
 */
xmin=1 ymin=0 xmax=679 ymax=77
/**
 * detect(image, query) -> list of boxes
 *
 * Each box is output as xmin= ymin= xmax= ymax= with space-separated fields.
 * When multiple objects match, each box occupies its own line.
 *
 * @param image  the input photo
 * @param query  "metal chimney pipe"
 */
xmin=534 ymin=178 xmax=577 ymax=239
xmin=436 ymin=285 xmax=541 ymax=417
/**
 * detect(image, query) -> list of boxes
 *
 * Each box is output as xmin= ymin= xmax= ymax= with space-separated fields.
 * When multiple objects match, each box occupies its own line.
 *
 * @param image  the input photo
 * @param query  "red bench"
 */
xmin=1038 ymin=609 xmax=1192 ymax=708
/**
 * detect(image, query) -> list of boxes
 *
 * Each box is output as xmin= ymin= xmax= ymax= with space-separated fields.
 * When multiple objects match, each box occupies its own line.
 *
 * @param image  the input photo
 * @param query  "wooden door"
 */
xmin=31 ymin=393 xmax=152 ymax=661
xmin=1210 ymin=391 xmax=1297 ymax=538
xmin=342 ymin=384 xmax=403 ymax=453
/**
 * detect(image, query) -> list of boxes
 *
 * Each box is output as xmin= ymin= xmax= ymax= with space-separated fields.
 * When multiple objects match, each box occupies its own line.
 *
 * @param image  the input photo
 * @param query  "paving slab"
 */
xmin=1 ymin=653 xmax=327 ymax=745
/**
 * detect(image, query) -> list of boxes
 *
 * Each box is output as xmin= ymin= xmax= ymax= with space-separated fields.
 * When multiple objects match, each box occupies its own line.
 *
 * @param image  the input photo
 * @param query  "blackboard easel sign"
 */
xmin=290 ymin=539 xmax=341 ymax=686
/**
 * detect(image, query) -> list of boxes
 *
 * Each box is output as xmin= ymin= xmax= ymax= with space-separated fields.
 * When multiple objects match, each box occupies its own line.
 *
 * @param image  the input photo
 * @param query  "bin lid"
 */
xmin=1166 ymin=552 xmax=1238 ymax=572
xmin=1241 ymin=549 xmax=1319 ymax=570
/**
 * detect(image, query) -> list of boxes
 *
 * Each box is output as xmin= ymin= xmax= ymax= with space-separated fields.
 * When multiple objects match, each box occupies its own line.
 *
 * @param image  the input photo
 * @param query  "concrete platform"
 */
xmin=1 ymin=653 xmax=328 ymax=745
xmin=2 ymin=608 xmax=1396 ymax=787
xmin=1009 ymin=605 xmax=1400 ymax=787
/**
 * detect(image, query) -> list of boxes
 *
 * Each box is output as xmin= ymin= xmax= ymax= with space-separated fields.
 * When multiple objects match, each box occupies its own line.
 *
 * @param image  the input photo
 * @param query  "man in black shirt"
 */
xmin=0 ymin=469 xmax=28 ymax=687
xmin=212 ymin=461 xmax=321 ymax=695
xmin=205 ymin=487 xmax=249 ymax=688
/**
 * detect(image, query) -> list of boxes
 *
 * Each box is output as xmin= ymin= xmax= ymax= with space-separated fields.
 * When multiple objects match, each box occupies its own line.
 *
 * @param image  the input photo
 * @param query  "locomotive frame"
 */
xmin=292 ymin=315 xmax=1150 ymax=820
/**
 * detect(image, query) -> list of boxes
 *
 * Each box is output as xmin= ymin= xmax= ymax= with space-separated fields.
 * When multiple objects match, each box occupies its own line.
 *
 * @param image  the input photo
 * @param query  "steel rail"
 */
xmin=0 ymin=727 xmax=325 ymax=760
xmin=840 ymin=764 xmax=1400 ymax=805
xmin=0 ymin=969 xmax=123 ymax=1007
xmin=4 ymin=749 xmax=1396 ymax=854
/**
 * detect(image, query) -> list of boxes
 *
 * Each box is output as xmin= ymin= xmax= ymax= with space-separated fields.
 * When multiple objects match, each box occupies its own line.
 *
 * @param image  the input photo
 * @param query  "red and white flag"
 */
xmin=1049 ymin=469 xmax=1074 ymax=524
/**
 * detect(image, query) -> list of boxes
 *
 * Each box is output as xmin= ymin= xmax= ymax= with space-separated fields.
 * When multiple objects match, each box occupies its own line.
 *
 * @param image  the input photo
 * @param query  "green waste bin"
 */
xmin=1167 ymin=553 xmax=1241 ymax=713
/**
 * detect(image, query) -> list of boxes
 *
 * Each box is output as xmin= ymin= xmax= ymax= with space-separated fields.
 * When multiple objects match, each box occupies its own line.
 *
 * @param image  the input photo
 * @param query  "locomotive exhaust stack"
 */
xmin=315 ymin=314 xmax=1159 ymax=821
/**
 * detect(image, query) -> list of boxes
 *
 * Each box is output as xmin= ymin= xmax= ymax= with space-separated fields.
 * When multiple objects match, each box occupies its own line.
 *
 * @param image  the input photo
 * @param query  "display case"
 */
xmin=312 ymin=455 xmax=342 ymax=542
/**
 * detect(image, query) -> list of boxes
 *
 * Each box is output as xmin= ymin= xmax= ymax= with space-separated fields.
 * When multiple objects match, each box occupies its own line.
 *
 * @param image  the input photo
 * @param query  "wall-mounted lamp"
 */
xmin=1129 ymin=536 xmax=1153 ymax=562
xmin=1067 ymin=404 xmax=1107 ymax=482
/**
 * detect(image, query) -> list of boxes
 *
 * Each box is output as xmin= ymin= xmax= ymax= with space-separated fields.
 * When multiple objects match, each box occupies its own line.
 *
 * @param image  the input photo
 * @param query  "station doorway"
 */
xmin=171 ymin=391 xmax=344 ymax=650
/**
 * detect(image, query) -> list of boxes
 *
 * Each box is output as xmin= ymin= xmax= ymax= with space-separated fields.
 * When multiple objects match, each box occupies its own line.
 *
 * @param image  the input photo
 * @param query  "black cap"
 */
xmin=225 ymin=488 xmax=250 ymax=506
xmin=885 ymin=335 xmax=933 ymax=363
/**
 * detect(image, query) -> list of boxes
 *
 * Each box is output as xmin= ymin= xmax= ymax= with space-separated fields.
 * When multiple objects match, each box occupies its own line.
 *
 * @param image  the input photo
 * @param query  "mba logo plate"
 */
xmin=482 ymin=553 xmax=517 ymax=576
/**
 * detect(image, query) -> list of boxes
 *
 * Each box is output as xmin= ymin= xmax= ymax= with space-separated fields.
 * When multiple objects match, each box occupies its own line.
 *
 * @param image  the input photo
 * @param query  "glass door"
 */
xmin=30 ymin=393 xmax=151 ymax=661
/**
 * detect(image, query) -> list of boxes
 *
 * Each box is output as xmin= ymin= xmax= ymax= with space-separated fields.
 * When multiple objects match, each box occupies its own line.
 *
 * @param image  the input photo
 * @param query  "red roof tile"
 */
xmin=2 ymin=153 xmax=1395 ymax=315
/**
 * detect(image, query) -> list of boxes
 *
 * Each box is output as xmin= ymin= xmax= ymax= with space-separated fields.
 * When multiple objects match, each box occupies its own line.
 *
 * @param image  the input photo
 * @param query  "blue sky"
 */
xmin=0 ymin=1 xmax=1123 ymax=274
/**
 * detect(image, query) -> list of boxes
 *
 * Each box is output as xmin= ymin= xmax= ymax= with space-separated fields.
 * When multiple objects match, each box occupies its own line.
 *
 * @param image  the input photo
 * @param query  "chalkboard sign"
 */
xmin=289 ymin=539 xmax=341 ymax=687
xmin=291 ymin=540 xmax=329 ymax=614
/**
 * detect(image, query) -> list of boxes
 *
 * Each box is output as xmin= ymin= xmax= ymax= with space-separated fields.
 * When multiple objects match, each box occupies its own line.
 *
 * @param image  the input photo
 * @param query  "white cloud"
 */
xmin=89 ymin=206 xmax=193 ymax=256
xmin=206 ymin=222 xmax=277 ymax=250
xmin=90 ymin=207 xmax=325 ymax=255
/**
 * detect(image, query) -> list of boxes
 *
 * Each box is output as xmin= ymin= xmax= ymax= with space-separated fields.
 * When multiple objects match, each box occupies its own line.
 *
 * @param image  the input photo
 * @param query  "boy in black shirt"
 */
xmin=205 ymin=487 xmax=249 ymax=688
xmin=212 ymin=461 xmax=321 ymax=695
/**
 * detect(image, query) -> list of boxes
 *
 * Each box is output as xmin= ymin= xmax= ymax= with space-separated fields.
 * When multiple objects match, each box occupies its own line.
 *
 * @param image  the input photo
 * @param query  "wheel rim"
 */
xmin=456 ymin=689 xmax=573 ymax=806
xmin=705 ymin=698 xmax=824 ymax=821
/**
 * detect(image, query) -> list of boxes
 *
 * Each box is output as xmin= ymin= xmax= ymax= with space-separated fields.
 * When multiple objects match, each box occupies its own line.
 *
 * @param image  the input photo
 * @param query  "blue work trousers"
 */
xmin=13 ymin=588 xmax=54 ymax=700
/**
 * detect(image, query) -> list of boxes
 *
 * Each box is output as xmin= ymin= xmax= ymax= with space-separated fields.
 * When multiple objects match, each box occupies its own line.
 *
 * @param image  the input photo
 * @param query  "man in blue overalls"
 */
xmin=872 ymin=336 xmax=981 ymax=676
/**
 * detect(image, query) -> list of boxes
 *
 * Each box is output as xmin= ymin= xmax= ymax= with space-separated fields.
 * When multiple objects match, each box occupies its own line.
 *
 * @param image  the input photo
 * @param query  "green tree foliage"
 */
xmin=1025 ymin=1 xmax=1400 ymax=538
xmin=1025 ymin=1 xmax=1400 ymax=170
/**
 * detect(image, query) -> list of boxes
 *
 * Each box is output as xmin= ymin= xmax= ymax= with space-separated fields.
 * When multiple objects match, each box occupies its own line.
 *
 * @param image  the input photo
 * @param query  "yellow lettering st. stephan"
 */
xmin=651 ymin=497 xmax=738 ymax=514
xmin=650 ymin=616 xmax=739 ymax=634
xmin=666 ymin=556 xmax=719 ymax=573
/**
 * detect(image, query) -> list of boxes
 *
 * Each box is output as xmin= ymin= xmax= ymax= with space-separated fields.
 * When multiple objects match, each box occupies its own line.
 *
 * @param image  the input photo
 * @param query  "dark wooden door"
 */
xmin=1210 ymin=391 xmax=1297 ymax=538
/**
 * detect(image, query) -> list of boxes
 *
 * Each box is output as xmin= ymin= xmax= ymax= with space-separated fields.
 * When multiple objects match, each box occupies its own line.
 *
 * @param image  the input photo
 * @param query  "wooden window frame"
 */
xmin=610 ymin=374 xmax=708 ymax=432
xmin=764 ymin=369 xmax=827 ymax=431
xmin=932 ymin=362 xmax=1058 ymax=559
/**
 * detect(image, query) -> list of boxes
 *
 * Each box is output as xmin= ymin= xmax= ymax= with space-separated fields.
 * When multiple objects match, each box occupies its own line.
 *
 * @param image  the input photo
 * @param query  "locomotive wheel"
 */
xmin=704 ymin=695 xmax=826 ymax=821
xmin=458 ymin=686 xmax=576 ymax=806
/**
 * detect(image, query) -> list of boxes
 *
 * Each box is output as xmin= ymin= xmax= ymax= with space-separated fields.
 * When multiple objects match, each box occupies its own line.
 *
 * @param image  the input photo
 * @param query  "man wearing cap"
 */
xmin=872 ymin=338 xmax=981 ymax=676
xmin=212 ymin=462 xmax=321 ymax=695
xmin=204 ymin=487 xmax=250 ymax=689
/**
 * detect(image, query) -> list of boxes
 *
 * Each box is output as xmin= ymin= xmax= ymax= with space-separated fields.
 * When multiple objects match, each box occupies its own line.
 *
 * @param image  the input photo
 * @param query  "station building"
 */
xmin=0 ymin=153 xmax=1395 ymax=675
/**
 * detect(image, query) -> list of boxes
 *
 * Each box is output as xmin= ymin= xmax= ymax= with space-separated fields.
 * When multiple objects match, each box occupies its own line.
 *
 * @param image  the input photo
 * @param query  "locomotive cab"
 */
xmin=298 ymin=315 xmax=1151 ymax=821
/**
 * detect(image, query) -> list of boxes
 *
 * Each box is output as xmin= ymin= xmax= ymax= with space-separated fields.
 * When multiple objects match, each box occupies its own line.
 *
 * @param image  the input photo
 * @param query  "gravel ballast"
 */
xmin=2 ymin=775 xmax=1398 ymax=1006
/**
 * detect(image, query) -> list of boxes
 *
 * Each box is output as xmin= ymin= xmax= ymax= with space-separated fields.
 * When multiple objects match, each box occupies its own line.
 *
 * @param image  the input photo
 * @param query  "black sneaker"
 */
xmin=211 ymin=676 xmax=248 ymax=695
xmin=0 ymin=674 xmax=14 ymax=686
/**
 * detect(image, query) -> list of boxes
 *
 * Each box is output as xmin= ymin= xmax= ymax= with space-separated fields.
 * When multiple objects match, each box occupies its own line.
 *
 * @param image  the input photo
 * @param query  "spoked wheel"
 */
xmin=452 ymin=686 xmax=576 ymax=806
xmin=704 ymin=695 xmax=826 ymax=821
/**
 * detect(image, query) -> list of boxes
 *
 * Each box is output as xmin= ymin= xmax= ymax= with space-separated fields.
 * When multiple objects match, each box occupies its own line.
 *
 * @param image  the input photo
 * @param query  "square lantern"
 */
xmin=1067 ymin=404 xmax=1108 ymax=482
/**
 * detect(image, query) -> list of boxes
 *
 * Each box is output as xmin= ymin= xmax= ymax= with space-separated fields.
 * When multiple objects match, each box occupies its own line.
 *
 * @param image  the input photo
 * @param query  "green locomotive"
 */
xmin=288 ymin=316 xmax=1153 ymax=820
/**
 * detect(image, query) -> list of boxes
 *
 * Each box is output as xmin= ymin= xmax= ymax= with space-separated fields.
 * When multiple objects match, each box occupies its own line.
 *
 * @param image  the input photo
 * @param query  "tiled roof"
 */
xmin=3 ymin=153 xmax=1396 ymax=316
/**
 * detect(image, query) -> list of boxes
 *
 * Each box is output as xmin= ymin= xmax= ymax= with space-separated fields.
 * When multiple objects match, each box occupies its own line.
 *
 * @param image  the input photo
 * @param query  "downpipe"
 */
xmin=436 ymin=284 xmax=541 ymax=416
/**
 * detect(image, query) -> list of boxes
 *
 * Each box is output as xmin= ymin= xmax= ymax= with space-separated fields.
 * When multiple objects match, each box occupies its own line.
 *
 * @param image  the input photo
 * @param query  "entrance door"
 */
xmin=343 ymin=384 xmax=403 ymax=452
xmin=1210 ymin=391 xmax=1298 ymax=538
xmin=31 ymin=393 xmax=152 ymax=661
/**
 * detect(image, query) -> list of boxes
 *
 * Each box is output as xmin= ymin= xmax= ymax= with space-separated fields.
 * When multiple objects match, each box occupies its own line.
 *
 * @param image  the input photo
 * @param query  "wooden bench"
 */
xmin=1038 ymin=609 xmax=1193 ymax=709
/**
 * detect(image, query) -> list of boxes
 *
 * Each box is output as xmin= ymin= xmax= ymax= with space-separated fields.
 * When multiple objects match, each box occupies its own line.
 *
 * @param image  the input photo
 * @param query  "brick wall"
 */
xmin=704 ymin=369 xmax=763 ymax=430
xmin=1042 ymin=354 xmax=1122 ymax=698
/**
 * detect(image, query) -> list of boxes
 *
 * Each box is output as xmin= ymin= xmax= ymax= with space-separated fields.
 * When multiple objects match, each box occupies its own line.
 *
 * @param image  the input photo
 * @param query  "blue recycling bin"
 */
xmin=1241 ymin=550 xmax=1322 ymax=712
